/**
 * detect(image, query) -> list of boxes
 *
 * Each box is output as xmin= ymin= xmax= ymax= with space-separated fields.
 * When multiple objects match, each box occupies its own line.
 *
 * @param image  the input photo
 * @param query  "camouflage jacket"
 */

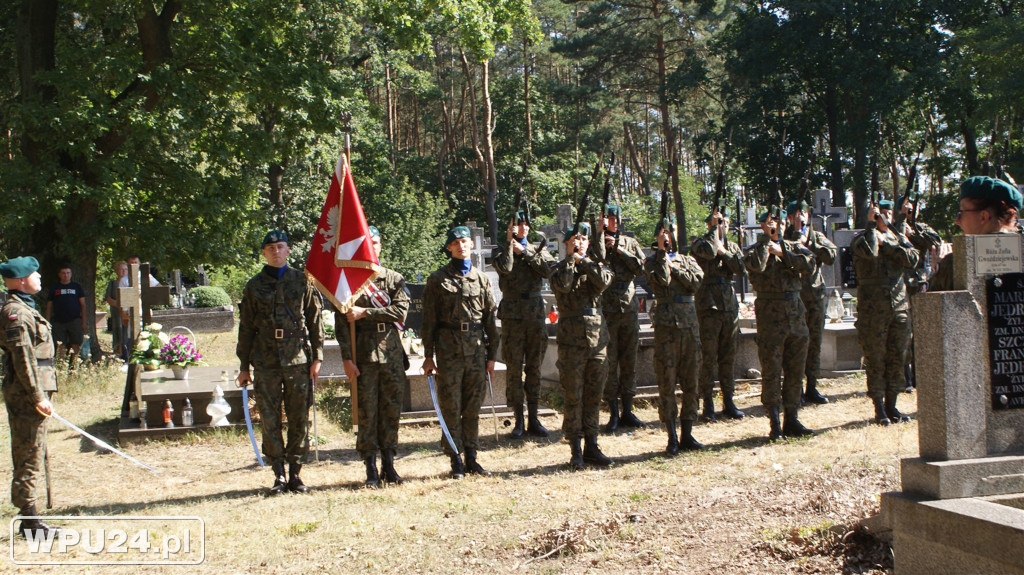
xmin=850 ymin=223 xmax=919 ymax=313
xmin=691 ymin=228 xmax=745 ymax=314
xmin=744 ymin=234 xmax=815 ymax=295
xmin=591 ymin=234 xmax=645 ymax=314
xmin=783 ymin=227 xmax=837 ymax=302
xmin=421 ymin=260 xmax=499 ymax=361
xmin=236 ymin=266 xmax=324 ymax=371
xmin=0 ymin=292 xmax=57 ymax=403
xmin=335 ymin=268 xmax=409 ymax=365
xmin=644 ymin=249 xmax=704 ymax=329
xmin=893 ymin=214 xmax=942 ymax=291
xmin=551 ymin=255 xmax=613 ymax=347
xmin=492 ymin=239 xmax=554 ymax=321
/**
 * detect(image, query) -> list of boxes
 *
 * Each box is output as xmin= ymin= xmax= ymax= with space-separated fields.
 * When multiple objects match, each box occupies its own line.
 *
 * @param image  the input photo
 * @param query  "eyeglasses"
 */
xmin=955 ymin=208 xmax=985 ymax=220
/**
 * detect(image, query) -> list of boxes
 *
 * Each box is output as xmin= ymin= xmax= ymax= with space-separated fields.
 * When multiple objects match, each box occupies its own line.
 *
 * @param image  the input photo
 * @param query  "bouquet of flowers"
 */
xmin=158 ymin=334 xmax=204 ymax=367
xmin=129 ymin=323 xmax=169 ymax=366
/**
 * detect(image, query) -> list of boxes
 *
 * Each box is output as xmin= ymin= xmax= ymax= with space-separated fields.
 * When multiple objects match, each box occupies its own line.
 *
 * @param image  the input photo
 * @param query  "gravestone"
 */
xmin=833 ymin=229 xmax=862 ymax=290
xmin=556 ymin=203 xmax=573 ymax=260
xmin=881 ymin=233 xmax=1024 ymax=574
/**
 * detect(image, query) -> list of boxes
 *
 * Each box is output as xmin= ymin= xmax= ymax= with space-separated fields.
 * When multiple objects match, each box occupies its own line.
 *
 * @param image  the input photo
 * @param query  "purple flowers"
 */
xmin=158 ymin=334 xmax=203 ymax=367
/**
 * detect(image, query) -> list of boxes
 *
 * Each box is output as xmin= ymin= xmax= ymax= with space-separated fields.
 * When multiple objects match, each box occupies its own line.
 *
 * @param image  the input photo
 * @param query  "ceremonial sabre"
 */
xmin=427 ymin=375 xmax=459 ymax=454
xmin=311 ymin=375 xmax=320 ymax=462
xmin=48 ymin=412 xmax=160 ymax=473
xmin=486 ymin=372 xmax=499 ymax=442
xmin=241 ymin=384 xmax=265 ymax=467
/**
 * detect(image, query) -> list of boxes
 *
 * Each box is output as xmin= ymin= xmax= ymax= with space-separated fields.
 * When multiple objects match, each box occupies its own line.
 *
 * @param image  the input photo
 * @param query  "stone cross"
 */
xmin=809 ymin=188 xmax=849 ymax=239
xmin=140 ymin=264 xmax=170 ymax=323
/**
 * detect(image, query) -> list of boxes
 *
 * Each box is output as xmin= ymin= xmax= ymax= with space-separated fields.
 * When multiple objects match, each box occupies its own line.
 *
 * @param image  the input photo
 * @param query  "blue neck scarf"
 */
xmin=453 ymin=258 xmax=472 ymax=275
xmin=263 ymin=265 xmax=287 ymax=279
xmin=9 ymin=290 xmax=36 ymax=309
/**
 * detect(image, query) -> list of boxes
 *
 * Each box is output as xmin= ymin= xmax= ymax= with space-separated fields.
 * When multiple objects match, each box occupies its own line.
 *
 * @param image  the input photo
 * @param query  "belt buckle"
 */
xmin=377 ymin=323 xmax=386 ymax=333
xmin=461 ymin=321 xmax=470 ymax=332
xmin=274 ymin=328 xmax=284 ymax=339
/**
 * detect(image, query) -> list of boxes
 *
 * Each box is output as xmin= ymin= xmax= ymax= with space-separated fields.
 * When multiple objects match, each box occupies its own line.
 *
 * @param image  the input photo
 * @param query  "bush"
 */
xmin=190 ymin=286 xmax=232 ymax=308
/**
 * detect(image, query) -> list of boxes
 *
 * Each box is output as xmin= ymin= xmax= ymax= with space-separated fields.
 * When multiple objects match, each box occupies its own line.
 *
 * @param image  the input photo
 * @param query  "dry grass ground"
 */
xmin=0 ymin=349 xmax=911 ymax=574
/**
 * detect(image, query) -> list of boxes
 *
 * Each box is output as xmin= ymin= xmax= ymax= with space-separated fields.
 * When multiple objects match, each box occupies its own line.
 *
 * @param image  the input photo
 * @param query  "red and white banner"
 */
xmin=305 ymin=152 xmax=381 ymax=311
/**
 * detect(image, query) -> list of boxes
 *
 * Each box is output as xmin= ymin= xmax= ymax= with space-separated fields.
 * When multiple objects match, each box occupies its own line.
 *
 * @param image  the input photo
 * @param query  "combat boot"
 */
xmin=872 ymin=397 xmax=892 ymax=426
xmin=603 ymin=399 xmax=620 ymax=433
xmin=782 ymin=408 xmax=814 ymax=438
xmin=885 ymin=392 xmax=911 ymax=423
xmin=803 ymin=377 xmax=829 ymax=405
xmin=526 ymin=402 xmax=550 ymax=437
xmin=701 ymin=392 xmax=717 ymax=423
xmin=464 ymin=448 xmax=492 ymax=477
xmin=287 ymin=463 xmax=310 ymax=493
xmin=569 ymin=437 xmax=584 ymax=470
xmin=619 ymin=396 xmax=646 ymax=428
xmin=721 ymin=391 xmax=745 ymax=420
xmin=449 ymin=453 xmax=465 ymax=480
xmin=679 ymin=420 xmax=706 ymax=451
xmin=767 ymin=408 xmax=783 ymax=441
xmin=381 ymin=450 xmax=403 ymax=485
xmin=269 ymin=462 xmax=288 ymax=495
xmin=364 ymin=456 xmax=381 ymax=489
xmin=510 ymin=405 xmax=525 ymax=439
xmin=904 ymin=363 xmax=916 ymax=393
xmin=17 ymin=505 xmax=56 ymax=539
xmin=665 ymin=421 xmax=679 ymax=455
xmin=582 ymin=435 xmax=612 ymax=467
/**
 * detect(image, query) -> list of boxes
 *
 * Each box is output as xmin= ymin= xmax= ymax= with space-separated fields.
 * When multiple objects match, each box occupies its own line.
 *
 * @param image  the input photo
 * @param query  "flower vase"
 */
xmin=143 ymin=363 xmax=160 ymax=372
xmin=171 ymin=365 xmax=190 ymax=380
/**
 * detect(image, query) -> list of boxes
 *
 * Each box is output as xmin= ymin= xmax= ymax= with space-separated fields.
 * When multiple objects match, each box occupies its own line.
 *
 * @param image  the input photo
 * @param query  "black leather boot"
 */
xmin=701 ymin=392 xmax=717 ymax=423
xmin=288 ymin=463 xmax=310 ymax=493
xmin=783 ymin=408 xmax=814 ymax=437
xmin=464 ymin=448 xmax=492 ymax=476
xmin=364 ymin=456 xmax=381 ymax=489
xmin=665 ymin=421 xmax=679 ymax=455
xmin=569 ymin=437 xmax=584 ymax=470
xmin=679 ymin=420 xmax=706 ymax=451
xmin=526 ymin=402 xmax=550 ymax=437
xmin=721 ymin=391 xmax=745 ymax=420
xmin=583 ymin=434 xmax=612 ymax=467
xmin=619 ymin=396 xmax=646 ymax=428
xmin=381 ymin=450 xmax=403 ymax=485
xmin=904 ymin=363 xmax=915 ymax=392
xmin=511 ymin=405 xmax=525 ymax=438
xmin=872 ymin=396 xmax=892 ymax=426
xmin=603 ymin=399 xmax=620 ymax=433
xmin=269 ymin=462 xmax=288 ymax=495
xmin=768 ymin=408 xmax=783 ymax=441
xmin=17 ymin=505 xmax=56 ymax=539
xmin=803 ymin=377 xmax=829 ymax=405
xmin=885 ymin=392 xmax=911 ymax=423
xmin=449 ymin=453 xmax=465 ymax=479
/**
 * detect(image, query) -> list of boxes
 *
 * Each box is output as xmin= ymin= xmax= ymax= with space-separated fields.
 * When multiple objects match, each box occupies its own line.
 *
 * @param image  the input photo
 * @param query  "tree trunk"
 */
xmin=825 ymin=82 xmax=844 ymax=207
xmin=623 ymin=123 xmax=651 ymax=195
xmin=480 ymin=59 xmax=498 ymax=244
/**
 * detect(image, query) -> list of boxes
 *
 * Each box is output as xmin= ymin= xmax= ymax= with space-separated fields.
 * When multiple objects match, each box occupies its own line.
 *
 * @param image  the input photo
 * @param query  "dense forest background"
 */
xmin=2 ymin=1 xmax=1022 ymax=340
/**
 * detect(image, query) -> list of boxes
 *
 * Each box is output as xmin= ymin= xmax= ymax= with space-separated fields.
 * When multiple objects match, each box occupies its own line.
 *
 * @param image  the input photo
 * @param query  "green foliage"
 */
xmin=208 ymin=261 xmax=263 ymax=305
xmin=189 ymin=286 xmax=232 ymax=308
xmin=918 ymin=192 xmax=961 ymax=241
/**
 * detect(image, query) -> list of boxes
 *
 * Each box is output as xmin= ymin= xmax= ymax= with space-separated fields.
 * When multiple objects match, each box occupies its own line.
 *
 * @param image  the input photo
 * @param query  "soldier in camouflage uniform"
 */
xmin=784 ymin=201 xmax=837 ymax=405
xmin=595 ymin=205 xmax=647 ymax=432
xmin=338 ymin=226 xmax=410 ymax=488
xmin=552 ymin=223 xmax=614 ymax=469
xmin=422 ymin=226 xmax=499 ymax=479
xmin=893 ymin=197 xmax=942 ymax=391
xmin=0 ymin=256 xmax=58 ymax=538
xmin=692 ymin=208 xmax=746 ymax=421
xmin=850 ymin=201 xmax=919 ymax=425
xmin=744 ymin=207 xmax=816 ymax=440
xmin=492 ymin=212 xmax=553 ymax=439
xmin=236 ymin=230 xmax=324 ymax=495
xmin=646 ymin=221 xmax=707 ymax=454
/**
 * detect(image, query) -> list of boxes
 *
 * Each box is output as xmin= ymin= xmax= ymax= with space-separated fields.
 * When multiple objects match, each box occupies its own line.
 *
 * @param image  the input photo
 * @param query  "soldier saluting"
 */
xmin=0 ymin=256 xmax=58 ymax=537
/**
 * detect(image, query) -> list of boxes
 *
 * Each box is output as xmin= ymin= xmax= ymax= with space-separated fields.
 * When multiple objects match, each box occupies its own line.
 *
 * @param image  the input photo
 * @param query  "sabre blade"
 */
xmin=427 ymin=375 xmax=459 ymax=455
xmin=50 ymin=412 xmax=161 ymax=473
xmin=241 ymin=385 xmax=265 ymax=467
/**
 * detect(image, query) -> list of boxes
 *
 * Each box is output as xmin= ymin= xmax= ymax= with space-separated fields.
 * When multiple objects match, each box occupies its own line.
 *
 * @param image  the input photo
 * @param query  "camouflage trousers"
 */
xmin=654 ymin=322 xmax=701 ymax=425
xmin=755 ymin=297 xmax=808 ymax=410
xmin=856 ymin=309 xmax=910 ymax=398
xmin=557 ymin=342 xmax=607 ymax=439
xmin=603 ymin=310 xmax=639 ymax=402
xmin=435 ymin=346 xmax=487 ymax=455
xmin=804 ymin=295 xmax=826 ymax=383
xmin=3 ymin=384 xmax=47 ymax=510
xmin=500 ymin=316 xmax=548 ymax=408
xmin=697 ymin=309 xmax=738 ymax=396
xmin=254 ymin=364 xmax=310 ymax=466
xmin=355 ymin=361 xmax=405 ymax=459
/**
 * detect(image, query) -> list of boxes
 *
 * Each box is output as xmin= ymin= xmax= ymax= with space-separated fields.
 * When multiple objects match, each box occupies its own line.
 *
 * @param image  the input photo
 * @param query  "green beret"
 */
xmin=605 ymin=204 xmax=620 ymax=216
xmin=758 ymin=207 xmax=787 ymax=223
xmin=368 ymin=226 xmax=381 ymax=240
xmin=262 ymin=229 xmax=289 ymax=247
xmin=562 ymin=222 xmax=590 ymax=243
xmin=786 ymin=200 xmax=809 ymax=214
xmin=0 ymin=256 xmax=40 ymax=279
xmin=445 ymin=226 xmax=471 ymax=247
xmin=878 ymin=200 xmax=894 ymax=210
xmin=960 ymin=176 xmax=1023 ymax=211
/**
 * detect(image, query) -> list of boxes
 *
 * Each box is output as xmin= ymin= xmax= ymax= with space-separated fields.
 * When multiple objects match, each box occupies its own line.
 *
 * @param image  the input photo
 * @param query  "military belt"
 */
xmin=857 ymin=278 xmax=899 ymax=287
xmin=37 ymin=359 xmax=55 ymax=368
xmin=519 ymin=291 xmax=543 ymax=299
xmin=657 ymin=295 xmax=694 ymax=304
xmin=563 ymin=308 xmax=602 ymax=318
xmin=757 ymin=292 xmax=801 ymax=301
xmin=707 ymin=278 xmax=731 ymax=284
xmin=355 ymin=322 xmax=394 ymax=333
xmin=272 ymin=328 xmax=305 ymax=339
xmin=439 ymin=322 xmax=483 ymax=332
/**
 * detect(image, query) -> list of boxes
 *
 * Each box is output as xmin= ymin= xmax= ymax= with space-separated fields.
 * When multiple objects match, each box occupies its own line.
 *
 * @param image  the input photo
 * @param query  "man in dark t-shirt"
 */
xmin=46 ymin=266 xmax=87 ymax=364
